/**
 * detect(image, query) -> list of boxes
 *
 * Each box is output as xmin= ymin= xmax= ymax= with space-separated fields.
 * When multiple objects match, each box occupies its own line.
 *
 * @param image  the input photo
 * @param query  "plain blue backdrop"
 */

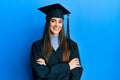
xmin=0 ymin=0 xmax=120 ymax=80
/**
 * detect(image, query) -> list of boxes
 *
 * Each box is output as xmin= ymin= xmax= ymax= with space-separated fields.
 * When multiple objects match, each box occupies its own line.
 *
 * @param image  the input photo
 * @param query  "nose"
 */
xmin=55 ymin=22 xmax=59 ymax=27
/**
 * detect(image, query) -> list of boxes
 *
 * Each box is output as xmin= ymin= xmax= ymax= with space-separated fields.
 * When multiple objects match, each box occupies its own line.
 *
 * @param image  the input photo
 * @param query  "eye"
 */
xmin=59 ymin=20 xmax=62 ymax=23
xmin=50 ymin=19 xmax=55 ymax=23
xmin=51 ymin=20 xmax=54 ymax=22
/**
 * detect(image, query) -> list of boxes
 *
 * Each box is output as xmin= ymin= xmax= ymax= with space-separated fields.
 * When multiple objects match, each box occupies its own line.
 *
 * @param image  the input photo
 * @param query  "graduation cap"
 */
xmin=38 ymin=3 xmax=71 ymax=39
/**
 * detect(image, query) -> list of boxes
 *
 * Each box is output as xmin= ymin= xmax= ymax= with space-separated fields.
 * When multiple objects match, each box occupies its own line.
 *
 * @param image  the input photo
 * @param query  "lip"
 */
xmin=53 ymin=27 xmax=59 ymax=31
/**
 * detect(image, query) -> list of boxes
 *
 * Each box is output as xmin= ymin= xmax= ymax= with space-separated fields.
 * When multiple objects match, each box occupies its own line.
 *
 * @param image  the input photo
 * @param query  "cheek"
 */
xmin=50 ymin=22 xmax=53 ymax=27
xmin=60 ymin=24 xmax=63 ymax=29
xmin=49 ymin=26 xmax=53 ymax=31
xmin=49 ymin=23 xmax=54 ymax=29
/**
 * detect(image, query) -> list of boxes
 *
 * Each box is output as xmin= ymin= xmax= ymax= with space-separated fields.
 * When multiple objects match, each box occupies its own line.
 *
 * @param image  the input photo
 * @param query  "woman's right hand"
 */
xmin=68 ymin=58 xmax=81 ymax=70
xmin=36 ymin=58 xmax=46 ymax=65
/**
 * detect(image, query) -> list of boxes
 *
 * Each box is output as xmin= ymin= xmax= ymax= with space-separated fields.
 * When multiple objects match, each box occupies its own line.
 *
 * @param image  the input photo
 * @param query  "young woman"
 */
xmin=30 ymin=3 xmax=83 ymax=80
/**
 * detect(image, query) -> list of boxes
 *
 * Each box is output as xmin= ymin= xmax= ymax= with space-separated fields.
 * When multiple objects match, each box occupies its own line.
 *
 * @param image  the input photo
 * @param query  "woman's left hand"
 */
xmin=36 ymin=58 xmax=46 ymax=65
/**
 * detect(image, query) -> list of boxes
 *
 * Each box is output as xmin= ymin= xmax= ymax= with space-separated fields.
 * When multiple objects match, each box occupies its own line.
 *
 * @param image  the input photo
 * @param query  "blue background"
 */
xmin=0 ymin=0 xmax=120 ymax=80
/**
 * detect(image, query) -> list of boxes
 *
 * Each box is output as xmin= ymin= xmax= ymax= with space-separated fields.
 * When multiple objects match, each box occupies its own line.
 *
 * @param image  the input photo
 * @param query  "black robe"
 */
xmin=30 ymin=39 xmax=83 ymax=80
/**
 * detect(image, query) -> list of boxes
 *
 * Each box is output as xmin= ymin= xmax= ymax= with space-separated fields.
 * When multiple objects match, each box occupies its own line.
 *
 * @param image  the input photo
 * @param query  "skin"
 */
xmin=49 ymin=17 xmax=63 ymax=36
xmin=36 ymin=17 xmax=81 ymax=70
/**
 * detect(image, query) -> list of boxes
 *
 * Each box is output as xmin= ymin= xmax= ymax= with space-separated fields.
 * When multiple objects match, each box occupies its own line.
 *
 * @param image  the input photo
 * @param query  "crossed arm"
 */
xmin=36 ymin=58 xmax=81 ymax=70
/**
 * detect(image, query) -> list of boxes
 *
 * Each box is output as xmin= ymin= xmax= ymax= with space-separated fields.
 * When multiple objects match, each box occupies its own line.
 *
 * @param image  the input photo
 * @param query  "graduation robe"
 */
xmin=30 ymin=39 xmax=83 ymax=80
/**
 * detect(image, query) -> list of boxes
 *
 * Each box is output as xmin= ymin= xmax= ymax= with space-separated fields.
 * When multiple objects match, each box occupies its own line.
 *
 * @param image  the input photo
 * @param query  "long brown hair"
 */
xmin=42 ymin=19 xmax=70 ymax=63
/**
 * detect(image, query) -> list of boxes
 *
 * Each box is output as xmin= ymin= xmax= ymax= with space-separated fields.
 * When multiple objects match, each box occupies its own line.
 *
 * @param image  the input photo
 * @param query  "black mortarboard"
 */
xmin=38 ymin=3 xmax=71 ymax=39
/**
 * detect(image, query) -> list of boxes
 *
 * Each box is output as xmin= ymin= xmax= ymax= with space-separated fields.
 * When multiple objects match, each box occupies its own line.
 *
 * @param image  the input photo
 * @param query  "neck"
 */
xmin=50 ymin=35 xmax=59 ymax=50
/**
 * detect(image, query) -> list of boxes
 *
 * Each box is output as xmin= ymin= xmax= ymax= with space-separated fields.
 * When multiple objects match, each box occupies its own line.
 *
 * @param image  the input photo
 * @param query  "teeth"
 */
xmin=54 ymin=28 xmax=59 ymax=31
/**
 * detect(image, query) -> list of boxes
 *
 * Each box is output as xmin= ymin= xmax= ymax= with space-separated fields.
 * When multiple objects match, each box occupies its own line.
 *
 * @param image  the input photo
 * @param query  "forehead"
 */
xmin=50 ymin=17 xmax=63 ymax=20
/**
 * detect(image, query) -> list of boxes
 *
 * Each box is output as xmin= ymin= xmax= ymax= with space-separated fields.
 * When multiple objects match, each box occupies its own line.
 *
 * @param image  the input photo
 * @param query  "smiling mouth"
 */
xmin=53 ymin=27 xmax=59 ymax=31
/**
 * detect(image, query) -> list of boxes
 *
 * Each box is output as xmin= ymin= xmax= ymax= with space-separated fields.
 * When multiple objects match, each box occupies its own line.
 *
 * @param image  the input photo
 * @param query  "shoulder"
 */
xmin=68 ymin=39 xmax=80 ymax=59
xmin=33 ymin=39 xmax=43 ymax=44
xmin=31 ymin=39 xmax=44 ymax=59
xmin=32 ymin=39 xmax=44 ymax=48
xmin=67 ymin=38 xmax=80 ymax=53
xmin=67 ymin=39 xmax=78 ymax=47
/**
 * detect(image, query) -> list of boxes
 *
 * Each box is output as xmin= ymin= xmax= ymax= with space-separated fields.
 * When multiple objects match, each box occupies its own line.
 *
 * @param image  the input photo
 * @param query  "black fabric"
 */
xmin=30 ymin=39 xmax=83 ymax=80
xmin=38 ymin=3 xmax=70 ymax=20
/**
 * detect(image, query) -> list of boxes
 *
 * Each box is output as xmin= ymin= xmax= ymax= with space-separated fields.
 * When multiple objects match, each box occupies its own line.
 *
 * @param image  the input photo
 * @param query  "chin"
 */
xmin=52 ymin=31 xmax=60 ymax=34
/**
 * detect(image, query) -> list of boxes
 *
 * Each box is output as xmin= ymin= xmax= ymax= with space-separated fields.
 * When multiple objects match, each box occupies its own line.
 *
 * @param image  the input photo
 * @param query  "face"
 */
xmin=49 ymin=17 xmax=63 ymax=36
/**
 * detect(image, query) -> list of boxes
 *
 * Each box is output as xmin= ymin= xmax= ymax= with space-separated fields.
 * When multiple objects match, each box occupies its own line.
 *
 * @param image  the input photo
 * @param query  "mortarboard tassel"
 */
xmin=67 ymin=14 xmax=70 ymax=39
